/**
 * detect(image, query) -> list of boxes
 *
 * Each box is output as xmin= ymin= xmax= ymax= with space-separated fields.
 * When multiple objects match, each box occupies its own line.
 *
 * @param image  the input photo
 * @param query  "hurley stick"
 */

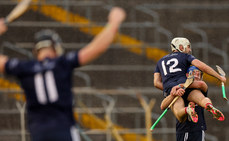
xmin=216 ymin=65 xmax=228 ymax=101
xmin=150 ymin=74 xmax=194 ymax=131
xmin=4 ymin=0 xmax=32 ymax=24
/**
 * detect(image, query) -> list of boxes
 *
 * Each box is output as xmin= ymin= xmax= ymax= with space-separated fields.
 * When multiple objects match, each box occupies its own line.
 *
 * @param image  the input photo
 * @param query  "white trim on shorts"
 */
xmin=183 ymin=130 xmax=205 ymax=141
xmin=70 ymin=126 xmax=81 ymax=141
xmin=184 ymin=132 xmax=188 ymax=141
xmin=202 ymin=130 xmax=205 ymax=141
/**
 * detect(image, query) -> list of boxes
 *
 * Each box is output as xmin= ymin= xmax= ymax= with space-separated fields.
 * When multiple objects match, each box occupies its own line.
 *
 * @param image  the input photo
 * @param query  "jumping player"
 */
xmin=154 ymin=37 xmax=226 ymax=123
xmin=0 ymin=7 xmax=126 ymax=141
xmin=161 ymin=66 xmax=208 ymax=141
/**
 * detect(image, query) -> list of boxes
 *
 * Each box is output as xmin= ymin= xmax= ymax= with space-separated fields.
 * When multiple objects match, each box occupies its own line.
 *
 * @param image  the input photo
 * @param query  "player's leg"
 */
xmin=170 ymin=97 xmax=198 ymax=123
xmin=171 ymin=97 xmax=187 ymax=122
xmin=185 ymin=102 xmax=198 ymax=123
xmin=170 ymin=88 xmax=198 ymax=123
xmin=187 ymin=90 xmax=211 ymax=108
xmin=187 ymin=90 xmax=224 ymax=121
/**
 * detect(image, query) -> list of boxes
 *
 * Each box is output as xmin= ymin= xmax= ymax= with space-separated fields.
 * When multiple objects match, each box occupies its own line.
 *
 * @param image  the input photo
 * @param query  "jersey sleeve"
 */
xmin=5 ymin=58 xmax=22 ymax=76
xmin=63 ymin=51 xmax=80 ymax=69
xmin=154 ymin=62 xmax=161 ymax=73
xmin=186 ymin=54 xmax=196 ymax=63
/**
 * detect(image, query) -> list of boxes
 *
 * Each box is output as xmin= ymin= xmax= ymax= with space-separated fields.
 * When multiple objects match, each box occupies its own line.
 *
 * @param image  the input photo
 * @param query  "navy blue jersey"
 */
xmin=176 ymin=88 xmax=207 ymax=134
xmin=5 ymin=51 xmax=80 ymax=134
xmin=155 ymin=52 xmax=195 ymax=93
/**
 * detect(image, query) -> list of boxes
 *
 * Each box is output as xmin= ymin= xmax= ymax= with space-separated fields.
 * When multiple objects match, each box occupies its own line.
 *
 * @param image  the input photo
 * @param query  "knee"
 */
xmin=196 ymin=81 xmax=205 ymax=88
xmin=201 ymin=97 xmax=211 ymax=103
xmin=172 ymin=109 xmax=186 ymax=123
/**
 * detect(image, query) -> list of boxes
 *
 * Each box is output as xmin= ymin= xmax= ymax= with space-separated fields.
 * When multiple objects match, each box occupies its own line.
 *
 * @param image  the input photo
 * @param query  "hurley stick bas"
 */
xmin=150 ymin=74 xmax=194 ymax=131
xmin=216 ymin=65 xmax=228 ymax=101
xmin=4 ymin=0 xmax=32 ymax=24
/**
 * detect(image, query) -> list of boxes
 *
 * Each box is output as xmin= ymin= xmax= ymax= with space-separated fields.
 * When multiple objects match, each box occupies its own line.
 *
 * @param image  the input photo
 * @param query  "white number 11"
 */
xmin=34 ymin=71 xmax=59 ymax=104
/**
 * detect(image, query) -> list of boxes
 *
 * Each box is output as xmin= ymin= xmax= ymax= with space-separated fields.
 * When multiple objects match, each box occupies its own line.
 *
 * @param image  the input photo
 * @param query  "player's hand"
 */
xmin=170 ymin=85 xmax=179 ymax=96
xmin=0 ymin=18 xmax=7 ymax=35
xmin=170 ymin=85 xmax=185 ymax=97
xmin=175 ymin=88 xmax=185 ymax=96
xmin=220 ymin=76 xmax=226 ymax=83
xmin=108 ymin=7 xmax=126 ymax=26
xmin=170 ymin=84 xmax=184 ymax=95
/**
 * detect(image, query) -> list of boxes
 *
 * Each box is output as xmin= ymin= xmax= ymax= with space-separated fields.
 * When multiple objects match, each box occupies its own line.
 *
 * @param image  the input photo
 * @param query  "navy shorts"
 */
xmin=182 ymin=88 xmax=196 ymax=105
xmin=31 ymin=126 xmax=81 ymax=141
xmin=176 ymin=130 xmax=205 ymax=141
xmin=164 ymin=87 xmax=196 ymax=98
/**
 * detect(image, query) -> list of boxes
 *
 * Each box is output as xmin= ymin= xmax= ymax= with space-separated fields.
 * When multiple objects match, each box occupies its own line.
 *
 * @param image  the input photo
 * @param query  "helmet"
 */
xmin=171 ymin=37 xmax=191 ymax=53
xmin=187 ymin=66 xmax=203 ymax=80
xmin=34 ymin=29 xmax=64 ymax=56
xmin=187 ymin=66 xmax=200 ymax=73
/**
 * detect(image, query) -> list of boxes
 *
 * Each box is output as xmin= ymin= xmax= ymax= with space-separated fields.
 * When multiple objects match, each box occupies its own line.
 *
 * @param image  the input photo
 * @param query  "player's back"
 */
xmin=5 ymin=53 xmax=80 ymax=133
xmin=22 ymin=58 xmax=74 ymax=132
xmin=155 ymin=52 xmax=195 ymax=92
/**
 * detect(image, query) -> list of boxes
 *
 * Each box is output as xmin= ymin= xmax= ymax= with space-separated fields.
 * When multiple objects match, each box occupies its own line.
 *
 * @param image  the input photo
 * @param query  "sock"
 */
xmin=185 ymin=107 xmax=187 ymax=114
xmin=205 ymin=103 xmax=212 ymax=109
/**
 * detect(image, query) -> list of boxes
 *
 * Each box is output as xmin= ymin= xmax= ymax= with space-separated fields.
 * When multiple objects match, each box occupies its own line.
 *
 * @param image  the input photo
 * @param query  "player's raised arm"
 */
xmin=0 ymin=18 xmax=7 ymax=35
xmin=0 ymin=55 xmax=8 ymax=73
xmin=191 ymin=59 xmax=226 ymax=83
xmin=78 ymin=7 xmax=126 ymax=66
xmin=0 ymin=18 xmax=9 ymax=73
xmin=189 ymin=80 xmax=208 ymax=93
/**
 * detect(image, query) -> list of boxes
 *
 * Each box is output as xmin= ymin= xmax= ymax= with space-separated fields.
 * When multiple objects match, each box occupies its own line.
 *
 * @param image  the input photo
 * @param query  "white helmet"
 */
xmin=170 ymin=37 xmax=191 ymax=53
xmin=34 ymin=29 xmax=64 ymax=56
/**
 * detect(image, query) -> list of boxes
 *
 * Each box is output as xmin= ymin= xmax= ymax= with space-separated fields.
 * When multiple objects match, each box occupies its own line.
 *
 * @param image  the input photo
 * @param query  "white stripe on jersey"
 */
xmin=34 ymin=73 xmax=47 ymax=104
xmin=45 ymin=71 xmax=58 ymax=103
xmin=70 ymin=126 xmax=81 ymax=141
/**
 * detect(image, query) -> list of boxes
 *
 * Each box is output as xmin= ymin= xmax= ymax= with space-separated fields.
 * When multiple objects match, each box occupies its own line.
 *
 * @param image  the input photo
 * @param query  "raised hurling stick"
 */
xmin=216 ymin=65 xmax=228 ymax=101
xmin=150 ymin=74 xmax=194 ymax=131
xmin=4 ymin=0 xmax=32 ymax=24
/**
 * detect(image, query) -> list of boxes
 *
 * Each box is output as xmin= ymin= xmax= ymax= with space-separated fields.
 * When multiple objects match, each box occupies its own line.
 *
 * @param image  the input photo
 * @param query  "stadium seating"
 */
xmin=0 ymin=0 xmax=228 ymax=141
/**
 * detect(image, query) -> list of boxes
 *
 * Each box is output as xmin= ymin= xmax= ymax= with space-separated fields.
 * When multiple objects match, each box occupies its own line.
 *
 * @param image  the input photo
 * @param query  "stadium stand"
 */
xmin=0 ymin=0 xmax=229 ymax=141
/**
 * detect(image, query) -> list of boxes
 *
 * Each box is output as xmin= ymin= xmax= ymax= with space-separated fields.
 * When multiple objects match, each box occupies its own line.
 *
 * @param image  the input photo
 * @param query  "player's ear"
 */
xmin=179 ymin=45 xmax=184 ymax=51
xmin=186 ymin=73 xmax=189 ymax=77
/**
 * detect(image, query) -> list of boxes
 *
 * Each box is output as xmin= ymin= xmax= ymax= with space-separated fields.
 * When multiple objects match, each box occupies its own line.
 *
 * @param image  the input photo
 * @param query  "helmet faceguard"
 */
xmin=34 ymin=29 xmax=64 ymax=56
xmin=171 ymin=37 xmax=191 ymax=53
xmin=187 ymin=66 xmax=203 ymax=80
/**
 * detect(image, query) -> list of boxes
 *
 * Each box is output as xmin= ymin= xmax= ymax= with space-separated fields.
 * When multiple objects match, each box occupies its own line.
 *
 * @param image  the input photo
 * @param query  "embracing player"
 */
xmin=154 ymin=37 xmax=225 ymax=123
xmin=161 ymin=66 xmax=208 ymax=141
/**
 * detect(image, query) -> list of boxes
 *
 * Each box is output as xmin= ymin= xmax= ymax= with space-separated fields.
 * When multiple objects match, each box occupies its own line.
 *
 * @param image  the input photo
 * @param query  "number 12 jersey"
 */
xmin=155 ymin=52 xmax=196 ymax=94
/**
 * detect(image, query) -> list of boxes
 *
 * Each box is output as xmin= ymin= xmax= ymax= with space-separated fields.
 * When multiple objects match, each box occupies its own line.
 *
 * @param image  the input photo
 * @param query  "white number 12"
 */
xmin=161 ymin=58 xmax=182 ymax=76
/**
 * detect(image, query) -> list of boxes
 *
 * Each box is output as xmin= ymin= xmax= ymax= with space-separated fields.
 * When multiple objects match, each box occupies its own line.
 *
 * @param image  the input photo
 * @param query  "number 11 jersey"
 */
xmin=5 ymin=51 xmax=80 ymax=134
